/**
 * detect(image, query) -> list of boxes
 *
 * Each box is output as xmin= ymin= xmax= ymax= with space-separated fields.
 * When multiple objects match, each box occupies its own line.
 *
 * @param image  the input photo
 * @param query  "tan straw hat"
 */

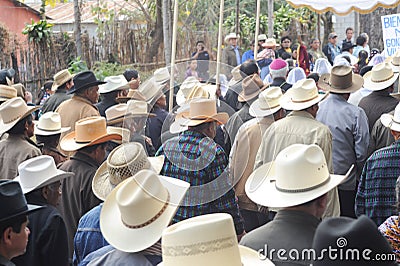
xmin=280 ymin=78 xmax=328 ymax=110
xmin=262 ymin=38 xmax=279 ymax=48
xmin=51 ymin=69 xmax=73 ymax=91
xmin=381 ymin=103 xmax=400 ymax=132
xmin=238 ymin=74 xmax=263 ymax=102
xmin=176 ymin=76 xmax=201 ymax=106
xmin=154 ymin=67 xmax=170 ymax=85
xmin=246 ymin=144 xmax=351 ymax=208
xmin=319 ymin=65 xmax=364 ymax=93
xmin=92 ymin=142 xmax=164 ymax=201
xmin=34 ymin=111 xmax=70 ymax=136
xmin=389 ymin=50 xmax=400 ymax=73
xmin=0 ymin=85 xmax=17 ymax=102
xmin=363 ymin=62 xmax=399 ymax=91
xmin=182 ymin=99 xmax=228 ymax=127
xmin=15 ymin=155 xmax=74 ymax=194
xmin=159 ymin=213 xmax=274 ymax=266
xmin=12 ymin=83 xmax=26 ymax=98
xmin=224 ymin=32 xmax=240 ymax=43
xmin=99 ymin=75 xmax=129 ymax=94
xmin=100 ymin=169 xmax=190 ymax=252
xmin=0 ymin=97 xmax=38 ymax=134
xmin=228 ymin=65 xmax=242 ymax=87
xmin=250 ymin=86 xmax=283 ymax=117
xmin=60 ymin=116 xmax=122 ymax=152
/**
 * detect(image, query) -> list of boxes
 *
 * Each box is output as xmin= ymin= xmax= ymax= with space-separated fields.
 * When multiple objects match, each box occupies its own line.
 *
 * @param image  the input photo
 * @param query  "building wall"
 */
xmin=333 ymin=12 xmax=356 ymax=43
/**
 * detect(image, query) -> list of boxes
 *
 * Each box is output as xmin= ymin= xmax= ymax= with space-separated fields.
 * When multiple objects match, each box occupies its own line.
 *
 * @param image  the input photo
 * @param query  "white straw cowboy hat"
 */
xmin=228 ymin=65 xmax=242 ymax=87
xmin=182 ymin=99 xmax=228 ymax=127
xmin=107 ymin=126 xmax=130 ymax=145
xmin=389 ymin=50 xmax=400 ymax=73
xmin=246 ymin=144 xmax=351 ymax=208
xmin=381 ymin=103 xmax=400 ymax=132
xmin=224 ymin=32 xmax=240 ymax=43
xmin=154 ymin=67 xmax=170 ymax=85
xmin=238 ymin=74 xmax=263 ymax=102
xmin=176 ymin=76 xmax=201 ymax=106
xmin=34 ymin=112 xmax=70 ymax=136
xmin=250 ymin=86 xmax=283 ymax=117
xmin=363 ymin=62 xmax=399 ymax=91
xmin=92 ymin=142 xmax=165 ymax=201
xmin=99 ymin=75 xmax=129 ymax=94
xmin=319 ymin=65 xmax=364 ymax=93
xmin=262 ymin=38 xmax=279 ymax=48
xmin=15 ymin=155 xmax=74 ymax=194
xmin=159 ymin=213 xmax=274 ymax=266
xmin=106 ymin=101 xmax=155 ymax=126
xmin=0 ymin=97 xmax=38 ymax=135
xmin=280 ymin=78 xmax=328 ymax=110
xmin=0 ymin=85 xmax=17 ymax=102
xmin=257 ymin=34 xmax=267 ymax=41
xmin=51 ymin=69 xmax=73 ymax=91
xmin=60 ymin=116 xmax=122 ymax=152
xmin=139 ymin=78 xmax=164 ymax=103
xmin=100 ymin=169 xmax=190 ymax=252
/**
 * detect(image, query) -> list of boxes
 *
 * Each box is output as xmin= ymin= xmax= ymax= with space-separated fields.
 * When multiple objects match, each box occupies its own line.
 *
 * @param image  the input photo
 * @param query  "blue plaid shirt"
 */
xmin=355 ymin=140 xmax=400 ymax=225
xmin=157 ymin=130 xmax=244 ymax=234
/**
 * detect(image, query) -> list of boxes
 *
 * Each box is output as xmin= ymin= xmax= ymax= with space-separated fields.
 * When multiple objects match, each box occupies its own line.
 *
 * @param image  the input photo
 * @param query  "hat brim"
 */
xmin=0 ymin=105 xmax=39 ymax=135
xmin=245 ymin=162 xmax=348 ymax=208
xmin=280 ymin=91 xmax=328 ymax=111
xmin=92 ymin=155 xmax=165 ymax=201
xmin=381 ymin=113 xmax=400 ymax=132
xmin=238 ymin=91 xmax=260 ymax=103
xmin=228 ymin=78 xmax=241 ymax=87
xmin=116 ymin=91 xmax=147 ymax=103
xmin=15 ymin=170 xmax=74 ymax=194
xmin=99 ymin=84 xmax=130 ymax=94
xmin=239 ymin=245 xmax=275 ymax=265
xmin=181 ymin=112 xmax=229 ymax=127
xmin=176 ymin=90 xmax=187 ymax=106
xmin=100 ymin=174 xmax=189 ymax=252
xmin=60 ymin=129 xmax=122 ymax=152
xmin=363 ymin=72 xmax=399 ymax=91
xmin=319 ymin=73 xmax=364 ymax=93
xmin=67 ymin=80 xmax=107 ymax=95
xmin=0 ymin=204 xmax=43 ymax=222
xmin=224 ymin=35 xmax=240 ymax=43
xmin=34 ymin=124 xmax=70 ymax=136
xmin=107 ymin=112 xmax=156 ymax=126
xmin=390 ymin=92 xmax=400 ymax=100
xmin=170 ymin=118 xmax=189 ymax=134
xmin=249 ymin=99 xmax=281 ymax=117
xmin=390 ymin=62 xmax=400 ymax=73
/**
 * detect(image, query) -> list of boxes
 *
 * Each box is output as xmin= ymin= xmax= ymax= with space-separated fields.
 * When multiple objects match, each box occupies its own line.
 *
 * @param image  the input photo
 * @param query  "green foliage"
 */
xmin=68 ymin=57 xmax=88 ymax=74
xmin=22 ymin=19 xmax=53 ymax=44
xmin=91 ymin=62 xmax=125 ymax=81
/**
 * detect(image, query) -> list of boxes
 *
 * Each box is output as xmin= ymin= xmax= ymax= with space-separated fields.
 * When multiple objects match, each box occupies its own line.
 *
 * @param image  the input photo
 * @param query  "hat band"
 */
xmin=37 ymin=126 xmax=62 ymax=132
xmin=260 ymin=103 xmax=280 ymax=110
xmin=275 ymin=175 xmax=330 ymax=193
xmin=162 ymin=236 xmax=236 ymax=257
xmin=291 ymin=94 xmax=318 ymax=103
xmin=121 ymin=191 xmax=170 ymax=229
xmin=3 ymin=113 xmax=22 ymax=124
xmin=372 ymin=73 xmax=394 ymax=83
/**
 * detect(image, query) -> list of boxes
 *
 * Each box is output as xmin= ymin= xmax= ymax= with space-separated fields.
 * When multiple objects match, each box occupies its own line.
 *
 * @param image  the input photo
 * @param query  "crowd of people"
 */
xmin=0 ymin=27 xmax=400 ymax=266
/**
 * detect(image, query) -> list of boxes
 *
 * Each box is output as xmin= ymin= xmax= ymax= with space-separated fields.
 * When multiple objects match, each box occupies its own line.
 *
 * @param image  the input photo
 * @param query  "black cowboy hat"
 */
xmin=0 ymin=180 xmax=42 ymax=222
xmin=67 ymin=71 xmax=106 ymax=95
xmin=342 ymin=41 xmax=356 ymax=52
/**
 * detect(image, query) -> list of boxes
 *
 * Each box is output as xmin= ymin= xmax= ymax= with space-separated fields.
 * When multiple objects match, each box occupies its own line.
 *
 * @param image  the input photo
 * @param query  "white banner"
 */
xmin=382 ymin=14 xmax=400 ymax=56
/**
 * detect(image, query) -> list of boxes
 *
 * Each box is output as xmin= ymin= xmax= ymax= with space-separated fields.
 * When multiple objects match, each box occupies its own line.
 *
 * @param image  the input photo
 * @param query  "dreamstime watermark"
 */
xmin=257 ymin=237 xmax=396 ymax=262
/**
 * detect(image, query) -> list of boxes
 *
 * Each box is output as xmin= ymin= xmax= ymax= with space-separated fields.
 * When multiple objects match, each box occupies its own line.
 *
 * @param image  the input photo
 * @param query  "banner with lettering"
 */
xmin=382 ymin=14 xmax=400 ymax=56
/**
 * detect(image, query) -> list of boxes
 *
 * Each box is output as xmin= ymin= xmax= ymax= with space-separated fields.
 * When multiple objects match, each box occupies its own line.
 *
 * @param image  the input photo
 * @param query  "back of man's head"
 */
xmin=269 ymin=59 xmax=288 ymax=79
xmin=239 ymin=60 xmax=259 ymax=78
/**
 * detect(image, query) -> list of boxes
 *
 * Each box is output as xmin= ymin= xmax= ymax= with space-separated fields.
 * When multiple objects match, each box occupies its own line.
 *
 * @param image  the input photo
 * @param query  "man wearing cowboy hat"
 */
xmin=157 ymin=99 xmax=245 ymax=239
xmin=12 ymin=156 xmax=74 ymax=266
xmin=41 ymin=69 xmax=74 ymax=114
xmin=356 ymin=103 xmax=400 ymax=225
xmin=96 ymin=75 xmax=129 ymax=117
xmin=57 ymin=116 xmax=122 ymax=258
xmin=241 ymin=144 xmax=351 ymax=265
xmin=73 ymin=142 xmax=165 ymax=265
xmin=358 ymin=62 xmax=399 ymax=132
xmin=56 ymin=70 xmax=105 ymax=139
xmin=256 ymin=78 xmax=340 ymax=218
xmin=0 ymin=181 xmax=42 ymax=265
xmin=230 ymin=87 xmax=285 ymax=231
xmin=222 ymin=33 xmax=243 ymax=78
xmin=317 ymin=65 xmax=369 ymax=218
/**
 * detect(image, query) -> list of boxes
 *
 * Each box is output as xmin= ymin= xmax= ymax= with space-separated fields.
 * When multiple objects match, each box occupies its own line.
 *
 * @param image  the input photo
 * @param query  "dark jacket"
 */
xmin=95 ymin=96 xmax=117 ymax=118
xmin=367 ymin=110 xmax=395 ymax=158
xmin=147 ymin=106 xmax=168 ymax=151
xmin=222 ymin=46 xmax=243 ymax=76
xmin=12 ymin=194 xmax=69 ymax=266
xmin=224 ymin=81 xmax=243 ymax=112
xmin=41 ymin=88 xmax=71 ymax=113
xmin=267 ymin=77 xmax=292 ymax=92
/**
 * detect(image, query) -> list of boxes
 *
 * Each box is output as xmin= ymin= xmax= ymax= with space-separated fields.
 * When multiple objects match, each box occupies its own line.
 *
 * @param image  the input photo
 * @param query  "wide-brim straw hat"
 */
xmin=389 ymin=50 xmax=400 ymax=73
xmin=99 ymin=75 xmax=130 ymax=94
xmin=0 ymin=97 xmax=38 ymax=135
xmin=181 ymin=99 xmax=228 ymax=127
xmin=363 ymin=62 xmax=399 ymax=91
xmin=224 ymin=32 xmax=240 ymax=43
xmin=100 ymin=169 xmax=190 ymax=252
xmin=0 ymin=85 xmax=17 ymax=102
xmin=262 ymin=38 xmax=279 ymax=48
xmin=250 ymin=86 xmax=282 ymax=117
xmin=106 ymin=101 xmax=155 ymax=126
xmin=319 ymin=65 xmax=364 ymax=93
xmin=154 ymin=67 xmax=170 ymax=85
xmin=280 ymin=78 xmax=328 ymax=110
xmin=60 ymin=116 xmax=122 ymax=152
xmin=139 ymin=78 xmax=164 ymax=103
xmin=176 ymin=76 xmax=201 ymax=106
xmin=34 ymin=111 xmax=70 ymax=136
xmin=116 ymin=89 xmax=146 ymax=103
xmin=159 ymin=213 xmax=274 ymax=266
xmin=245 ymin=144 xmax=350 ymax=208
xmin=228 ymin=65 xmax=242 ymax=87
xmin=92 ymin=142 xmax=165 ymax=201
xmin=238 ymin=74 xmax=263 ymax=102
xmin=381 ymin=103 xmax=400 ymax=132
xmin=15 ymin=155 xmax=74 ymax=194
xmin=52 ymin=69 xmax=73 ymax=91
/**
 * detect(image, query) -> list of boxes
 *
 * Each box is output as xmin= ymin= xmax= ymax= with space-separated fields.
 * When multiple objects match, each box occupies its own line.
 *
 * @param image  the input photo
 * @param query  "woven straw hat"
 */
xmin=51 ymin=69 xmax=73 ymax=91
xmin=0 ymin=97 xmax=38 ymax=135
xmin=0 ymin=85 xmax=17 ymax=102
xmin=176 ymin=76 xmax=201 ymax=106
xmin=34 ymin=111 xmax=70 ymax=136
xmin=154 ymin=68 xmax=170 ymax=85
xmin=224 ymin=32 xmax=240 ymax=43
xmin=106 ymin=101 xmax=155 ymax=126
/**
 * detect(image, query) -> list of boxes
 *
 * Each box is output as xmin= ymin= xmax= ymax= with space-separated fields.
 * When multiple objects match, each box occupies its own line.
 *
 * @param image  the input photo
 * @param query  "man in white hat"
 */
xmin=41 ymin=69 xmax=73 ymax=113
xmin=356 ymin=103 xmax=400 ymax=225
xmin=96 ymin=75 xmax=129 ymax=117
xmin=157 ymin=99 xmax=245 ymax=239
xmin=13 ymin=156 xmax=74 ymax=266
xmin=222 ymin=32 xmax=242 ymax=78
xmin=241 ymin=144 xmax=350 ymax=265
xmin=230 ymin=87 xmax=285 ymax=231
xmin=57 ymin=116 xmax=122 ymax=258
xmin=358 ymin=62 xmax=399 ymax=132
xmin=256 ymin=78 xmax=340 ymax=218
xmin=317 ymin=65 xmax=369 ymax=218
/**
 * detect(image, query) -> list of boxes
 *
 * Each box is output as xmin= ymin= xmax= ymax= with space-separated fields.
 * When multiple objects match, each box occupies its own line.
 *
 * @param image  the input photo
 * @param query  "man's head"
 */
xmin=52 ymin=69 xmax=73 ymax=92
xmin=360 ymin=32 xmax=369 ymax=44
xmin=269 ymin=59 xmax=288 ymax=80
xmin=356 ymin=35 xmax=366 ymax=47
xmin=328 ymin=32 xmax=338 ymax=45
xmin=310 ymin=39 xmax=320 ymax=51
xmin=381 ymin=103 xmax=400 ymax=141
xmin=280 ymin=36 xmax=291 ymax=49
xmin=67 ymin=71 xmax=106 ymax=104
xmin=123 ymin=69 xmax=140 ymax=90
xmin=345 ymin=27 xmax=353 ymax=41
xmin=239 ymin=59 xmax=259 ymax=78
xmin=225 ymin=33 xmax=239 ymax=47
xmin=188 ymin=121 xmax=217 ymax=139
xmin=196 ymin=41 xmax=205 ymax=51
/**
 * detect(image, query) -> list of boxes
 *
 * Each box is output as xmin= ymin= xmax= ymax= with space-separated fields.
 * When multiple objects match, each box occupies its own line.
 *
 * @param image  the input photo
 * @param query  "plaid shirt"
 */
xmin=356 ymin=140 xmax=400 ymax=225
xmin=157 ymin=130 xmax=244 ymax=234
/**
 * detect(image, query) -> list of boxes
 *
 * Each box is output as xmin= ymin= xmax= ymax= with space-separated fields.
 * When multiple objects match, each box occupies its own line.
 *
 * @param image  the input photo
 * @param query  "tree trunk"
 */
xmin=267 ymin=0 xmax=273 ymax=38
xmin=74 ymin=0 xmax=82 ymax=58
xmin=321 ymin=12 xmax=333 ymax=46
xmin=162 ymin=0 xmax=171 ymax=64
xmin=147 ymin=0 xmax=163 ymax=63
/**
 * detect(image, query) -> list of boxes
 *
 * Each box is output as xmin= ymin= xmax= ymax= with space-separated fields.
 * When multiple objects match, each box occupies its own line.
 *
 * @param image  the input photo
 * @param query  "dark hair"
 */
xmin=239 ymin=60 xmax=259 ymax=77
xmin=345 ymin=27 xmax=353 ymax=33
xmin=307 ymin=73 xmax=320 ymax=83
xmin=196 ymin=40 xmax=204 ymax=45
xmin=99 ymin=90 xmax=119 ymax=100
xmin=357 ymin=50 xmax=369 ymax=70
xmin=8 ymin=114 xmax=33 ymax=135
xmin=291 ymin=44 xmax=299 ymax=51
xmin=356 ymin=36 xmax=366 ymax=46
xmin=281 ymin=52 xmax=292 ymax=60
xmin=281 ymin=36 xmax=291 ymax=43
xmin=123 ymin=69 xmax=139 ymax=81
xmin=0 ymin=215 xmax=27 ymax=240
xmin=342 ymin=55 xmax=351 ymax=64
xmin=359 ymin=66 xmax=373 ymax=77
xmin=36 ymin=133 xmax=61 ymax=148
xmin=80 ymin=142 xmax=108 ymax=153
xmin=188 ymin=121 xmax=215 ymax=132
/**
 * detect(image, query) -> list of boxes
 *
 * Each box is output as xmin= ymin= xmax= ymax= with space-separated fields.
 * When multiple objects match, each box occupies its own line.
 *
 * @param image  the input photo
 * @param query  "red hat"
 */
xmin=269 ymin=59 xmax=288 ymax=71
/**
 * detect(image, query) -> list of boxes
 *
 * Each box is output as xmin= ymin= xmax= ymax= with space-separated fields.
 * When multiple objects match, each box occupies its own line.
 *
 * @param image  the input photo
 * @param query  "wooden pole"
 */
xmin=216 ymin=0 xmax=225 ymax=87
xmin=254 ymin=0 xmax=261 ymax=57
xmin=168 ymin=0 xmax=179 ymax=112
xmin=267 ymin=0 xmax=274 ymax=38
